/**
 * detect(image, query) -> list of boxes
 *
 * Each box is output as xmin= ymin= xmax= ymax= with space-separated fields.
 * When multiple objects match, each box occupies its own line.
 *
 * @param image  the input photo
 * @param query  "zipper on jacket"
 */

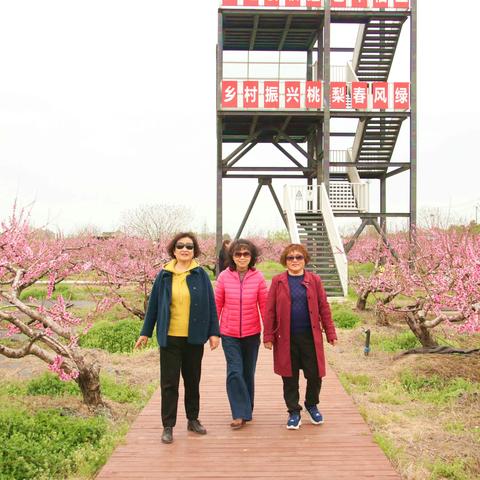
xmin=239 ymin=272 xmax=245 ymax=337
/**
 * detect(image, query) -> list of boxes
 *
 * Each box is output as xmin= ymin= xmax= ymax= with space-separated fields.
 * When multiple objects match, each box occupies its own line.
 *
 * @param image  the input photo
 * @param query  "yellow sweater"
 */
xmin=163 ymin=259 xmax=199 ymax=337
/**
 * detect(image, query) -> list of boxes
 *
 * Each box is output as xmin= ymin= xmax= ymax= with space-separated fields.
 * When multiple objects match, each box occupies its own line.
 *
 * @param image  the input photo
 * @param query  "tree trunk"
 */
xmin=76 ymin=362 xmax=103 ymax=408
xmin=356 ymin=289 xmax=370 ymax=310
xmin=405 ymin=312 xmax=438 ymax=348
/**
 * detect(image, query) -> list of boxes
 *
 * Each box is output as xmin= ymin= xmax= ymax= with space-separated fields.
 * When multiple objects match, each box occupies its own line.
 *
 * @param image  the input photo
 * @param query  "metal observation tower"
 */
xmin=216 ymin=0 xmax=416 ymax=297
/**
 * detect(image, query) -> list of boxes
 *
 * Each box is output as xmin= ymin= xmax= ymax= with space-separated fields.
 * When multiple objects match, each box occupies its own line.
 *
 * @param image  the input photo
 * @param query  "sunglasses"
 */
xmin=233 ymin=251 xmax=251 ymax=258
xmin=175 ymin=243 xmax=194 ymax=250
xmin=286 ymin=255 xmax=304 ymax=261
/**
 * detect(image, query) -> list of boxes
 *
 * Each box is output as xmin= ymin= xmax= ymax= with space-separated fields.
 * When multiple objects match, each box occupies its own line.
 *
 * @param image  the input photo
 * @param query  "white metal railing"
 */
xmin=283 ymin=184 xmax=348 ymax=296
xmin=221 ymin=1 xmax=410 ymax=9
xmin=319 ymin=184 xmax=348 ymax=296
xmin=283 ymin=185 xmax=301 ymax=243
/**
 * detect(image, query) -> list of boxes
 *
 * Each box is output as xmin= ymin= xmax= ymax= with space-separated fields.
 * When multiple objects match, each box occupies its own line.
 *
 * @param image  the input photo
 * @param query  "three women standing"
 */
xmin=264 ymin=243 xmax=337 ymax=429
xmin=215 ymin=239 xmax=268 ymax=429
xmin=135 ymin=232 xmax=220 ymax=444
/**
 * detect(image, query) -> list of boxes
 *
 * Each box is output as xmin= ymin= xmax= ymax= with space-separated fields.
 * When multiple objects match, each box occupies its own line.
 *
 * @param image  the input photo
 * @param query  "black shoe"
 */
xmin=187 ymin=419 xmax=207 ymax=435
xmin=161 ymin=427 xmax=173 ymax=444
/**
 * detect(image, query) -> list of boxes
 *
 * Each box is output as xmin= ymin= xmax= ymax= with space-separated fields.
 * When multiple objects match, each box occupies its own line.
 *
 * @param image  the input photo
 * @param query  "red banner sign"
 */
xmin=306 ymin=0 xmax=322 ymax=7
xmin=285 ymin=81 xmax=301 ymax=108
xmin=351 ymin=0 xmax=368 ymax=7
xmin=393 ymin=82 xmax=410 ymax=109
xmin=222 ymin=81 xmax=238 ymax=108
xmin=285 ymin=0 xmax=301 ymax=7
xmin=264 ymin=0 xmax=280 ymax=6
xmin=372 ymin=82 xmax=388 ymax=109
xmin=373 ymin=0 xmax=388 ymax=7
xmin=222 ymin=0 xmax=238 ymax=5
xmin=351 ymin=82 xmax=368 ymax=109
xmin=331 ymin=0 xmax=346 ymax=7
xmin=330 ymin=82 xmax=346 ymax=109
xmin=305 ymin=81 xmax=322 ymax=108
xmin=243 ymin=81 xmax=259 ymax=108
xmin=394 ymin=0 xmax=410 ymax=7
xmin=264 ymin=81 xmax=280 ymax=109
xmin=243 ymin=0 xmax=259 ymax=6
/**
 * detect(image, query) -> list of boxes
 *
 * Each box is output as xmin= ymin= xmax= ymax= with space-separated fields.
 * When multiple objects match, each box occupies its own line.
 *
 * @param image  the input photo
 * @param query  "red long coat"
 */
xmin=263 ymin=271 xmax=337 ymax=378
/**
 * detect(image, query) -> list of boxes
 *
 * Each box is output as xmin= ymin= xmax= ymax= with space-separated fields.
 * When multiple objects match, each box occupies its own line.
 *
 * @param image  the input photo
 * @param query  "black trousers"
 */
xmin=160 ymin=336 xmax=204 ymax=427
xmin=282 ymin=330 xmax=322 ymax=413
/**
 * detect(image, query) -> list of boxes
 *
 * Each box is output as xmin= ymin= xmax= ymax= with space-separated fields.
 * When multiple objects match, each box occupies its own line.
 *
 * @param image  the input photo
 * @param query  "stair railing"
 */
xmin=283 ymin=185 xmax=300 ymax=243
xmin=319 ymin=184 xmax=348 ymax=296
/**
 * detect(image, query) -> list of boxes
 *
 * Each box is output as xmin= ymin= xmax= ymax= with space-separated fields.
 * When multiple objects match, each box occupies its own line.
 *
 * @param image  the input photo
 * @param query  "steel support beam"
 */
xmin=410 ymin=0 xmax=417 ymax=243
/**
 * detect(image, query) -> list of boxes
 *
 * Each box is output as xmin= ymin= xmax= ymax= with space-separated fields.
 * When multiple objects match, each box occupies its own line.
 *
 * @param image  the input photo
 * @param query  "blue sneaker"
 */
xmin=286 ymin=411 xmax=301 ymax=430
xmin=304 ymin=403 xmax=324 ymax=425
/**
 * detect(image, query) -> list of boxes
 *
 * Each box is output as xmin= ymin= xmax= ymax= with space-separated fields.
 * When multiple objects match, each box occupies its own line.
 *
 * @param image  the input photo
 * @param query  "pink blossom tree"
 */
xmin=351 ymin=228 xmax=480 ymax=349
xmin=0 ymin=208 xmax=104 ymax=407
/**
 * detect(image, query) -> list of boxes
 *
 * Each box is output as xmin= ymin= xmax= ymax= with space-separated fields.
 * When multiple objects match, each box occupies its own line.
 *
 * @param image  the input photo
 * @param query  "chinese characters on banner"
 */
xmin=393 ymin=82 xmax=410 ymax=110
xmin=372 ymin=82 xmax=388 ymax=109
xmin=264 ymin=81 xmax=280 ymax=108
xmin=221 ymin=80 xmax=410 ymax=110
xmin=221 ymin=0 xmax=409 ymax=8
xmin=330 ymin=82 xmax=346 ymax=109
xmin=222 ymin=81 xmax=238 ymax=108
xmin=351 ymin=82 xmax=368 ymax=109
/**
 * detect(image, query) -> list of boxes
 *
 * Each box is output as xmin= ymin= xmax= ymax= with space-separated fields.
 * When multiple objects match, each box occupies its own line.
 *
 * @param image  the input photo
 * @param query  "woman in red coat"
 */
xmin=264 ymin=243 xmax=337 ymax=429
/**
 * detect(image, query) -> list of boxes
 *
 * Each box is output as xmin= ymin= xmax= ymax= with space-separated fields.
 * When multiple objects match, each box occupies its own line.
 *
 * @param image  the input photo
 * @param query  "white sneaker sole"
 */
xmin=310 ymin=417 xmax=324 ymax=425
xmin=286 ymin=419 xmax=302 ymax=430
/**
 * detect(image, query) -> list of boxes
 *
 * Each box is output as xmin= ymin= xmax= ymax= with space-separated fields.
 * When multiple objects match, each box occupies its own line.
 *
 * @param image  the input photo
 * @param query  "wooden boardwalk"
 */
xmin=97 ymin=347 xmax=400 ymax=480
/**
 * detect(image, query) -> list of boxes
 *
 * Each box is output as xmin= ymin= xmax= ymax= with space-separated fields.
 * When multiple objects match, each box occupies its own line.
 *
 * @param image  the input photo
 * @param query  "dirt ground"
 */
xmin=326 ymin=320 xmax=480 ymax=480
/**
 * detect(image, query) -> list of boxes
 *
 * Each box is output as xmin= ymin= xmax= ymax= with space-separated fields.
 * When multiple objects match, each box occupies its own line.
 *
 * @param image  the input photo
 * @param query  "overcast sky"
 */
xmin=1 ymin=1 xmax=479 ymax=236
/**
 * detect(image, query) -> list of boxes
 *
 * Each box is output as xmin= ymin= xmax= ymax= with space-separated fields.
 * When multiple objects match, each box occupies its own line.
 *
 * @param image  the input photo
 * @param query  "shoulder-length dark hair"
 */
xmin=227 ymin=238 xmax=259 ymax=270
xmin=279 ymin=243 xmax=310 ymax=267
xmin=167 ymin=232 xmax=201 ymax=258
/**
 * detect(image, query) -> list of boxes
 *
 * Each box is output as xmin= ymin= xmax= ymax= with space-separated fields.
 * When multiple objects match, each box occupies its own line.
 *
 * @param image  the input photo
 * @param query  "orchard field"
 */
xmin=1 ymin=211 xmax=479 ymax=480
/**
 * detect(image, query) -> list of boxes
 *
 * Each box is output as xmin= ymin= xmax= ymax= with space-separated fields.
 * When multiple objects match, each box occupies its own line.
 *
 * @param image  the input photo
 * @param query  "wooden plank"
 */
xmin=96 ymin=347 xmax=400 ymax=479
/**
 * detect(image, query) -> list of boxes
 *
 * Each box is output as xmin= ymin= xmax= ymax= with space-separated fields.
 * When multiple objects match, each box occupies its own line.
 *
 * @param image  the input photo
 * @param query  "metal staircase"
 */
xmin=295 ymin=212 xmax=344 ymax=297
xmin=351 ymin=117 xmax=403 ymax=174
xmin=353 ymin=18 xmax=406 ymax=82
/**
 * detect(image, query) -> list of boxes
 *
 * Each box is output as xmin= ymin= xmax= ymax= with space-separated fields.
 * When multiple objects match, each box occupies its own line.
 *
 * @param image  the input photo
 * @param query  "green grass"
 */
xmin=339 ymin=372 xmax=372 ymax=394
xmin=349 ymin=261 xmax=375 ymax=277
xmin=0 ymin=407 xmax=109 ymax=480
xmin=79 ymin=318 xmax=157 ymax=353
xmin=257 ymin=260 xmax=284 ymax=280
xmin=19 ymin=283 xmax=77 ymax=301
xmin=371 ymin=330 xmax=420 ymax=352
xmin=14 ymin=372 xmax=154 ymax=407
xmin=330 ymin=304 xmax=362 ymax=329
xmin=428 ymin=459 xmax=470 ymax=480
xmin=398 ymin=371 xmax=478 ymax=405
xmin=373 ymin=433 xmax=402 ymax=465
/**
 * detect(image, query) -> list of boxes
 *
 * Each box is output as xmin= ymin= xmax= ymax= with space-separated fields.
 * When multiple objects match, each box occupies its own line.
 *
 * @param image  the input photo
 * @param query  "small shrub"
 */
xmin=79 ymin=318 xmax=157 ymax=353
xmin=429 ymin=459 xmax=469 ymax=480
xmin=0 ymin=408 xmax=107 ymax=480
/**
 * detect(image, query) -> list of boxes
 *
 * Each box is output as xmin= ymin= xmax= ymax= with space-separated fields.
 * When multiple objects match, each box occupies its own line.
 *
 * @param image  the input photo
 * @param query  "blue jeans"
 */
xmin=221 ymin=334 xmax=260 ymax=421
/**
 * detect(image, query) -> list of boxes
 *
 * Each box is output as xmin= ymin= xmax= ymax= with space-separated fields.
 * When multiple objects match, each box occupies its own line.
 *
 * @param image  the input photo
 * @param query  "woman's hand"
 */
xmin=209 ymin=336 xmax=220 ymax=350
xmin=134 ymin=336 xmax=149 ymax=349
xmin=328 ymin=339 xmax=337 ymax=346
xmin=264 ymin=341 xmax=273 ymax=350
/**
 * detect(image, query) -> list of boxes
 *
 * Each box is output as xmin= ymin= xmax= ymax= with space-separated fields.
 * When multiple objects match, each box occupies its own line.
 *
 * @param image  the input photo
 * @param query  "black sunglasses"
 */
xmin=175 ymin=243 xmax=194 ymax=250
xmin=286 ymin=255 xmax=304 ymax=261
xmin=233 ymin=251 xmax=251 ymax=258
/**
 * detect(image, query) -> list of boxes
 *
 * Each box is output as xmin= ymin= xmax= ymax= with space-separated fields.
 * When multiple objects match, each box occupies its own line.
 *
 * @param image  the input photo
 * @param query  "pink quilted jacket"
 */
xmin=215 ymin=267 xmax=268 ymax=338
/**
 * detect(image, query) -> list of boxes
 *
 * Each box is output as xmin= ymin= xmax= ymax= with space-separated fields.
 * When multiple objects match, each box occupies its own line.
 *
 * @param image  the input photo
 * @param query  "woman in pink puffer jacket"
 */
xmin=215 ymin=239 xmax=268 ymax=429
